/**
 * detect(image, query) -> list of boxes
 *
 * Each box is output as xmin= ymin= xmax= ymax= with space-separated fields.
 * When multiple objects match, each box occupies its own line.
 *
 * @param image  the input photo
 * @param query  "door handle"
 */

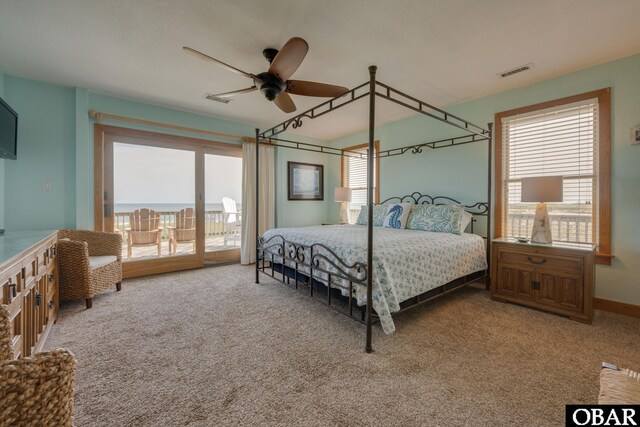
xmin=104 ymin=204 xmax=111 ymax=217
xmin=527 ymin=256 xmax=547 ymax=265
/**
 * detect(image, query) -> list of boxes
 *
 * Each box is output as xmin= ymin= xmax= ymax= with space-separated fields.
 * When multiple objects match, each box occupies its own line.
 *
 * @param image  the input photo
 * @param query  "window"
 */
xmin=341 ymin=141 xmax=380 ymax=223
xmin=495 ymin=89 xmax=611 ymax=264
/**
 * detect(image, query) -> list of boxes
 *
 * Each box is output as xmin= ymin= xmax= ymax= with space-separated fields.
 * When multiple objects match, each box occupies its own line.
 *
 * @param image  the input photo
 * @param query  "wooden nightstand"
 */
xmin=491 ymin=237 xmax=596 ymax=323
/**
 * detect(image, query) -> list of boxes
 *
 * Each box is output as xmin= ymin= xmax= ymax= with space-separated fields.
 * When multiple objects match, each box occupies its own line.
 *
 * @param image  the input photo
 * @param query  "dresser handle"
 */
xmin=48 ymin=274 xmax=55 ymax=282
xmin=48 ymin=300 xmax=54 ymax=309
xmin=8 ymin=283 xmax=17 ymax=299
xmin=527 ymin=256 xmax=547 ymax=265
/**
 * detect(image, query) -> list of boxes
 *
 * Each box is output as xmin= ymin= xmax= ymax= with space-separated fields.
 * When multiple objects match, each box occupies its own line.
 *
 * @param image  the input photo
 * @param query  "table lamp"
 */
xmin=521 ymin=176 xmax=563 ymax=244
xmin=334 ymin=187 xmax=352 ymax=224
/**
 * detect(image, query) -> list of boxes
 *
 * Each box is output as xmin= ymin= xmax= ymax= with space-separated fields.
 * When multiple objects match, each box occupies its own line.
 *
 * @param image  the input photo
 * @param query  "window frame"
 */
xmin=341 ymin=140 xmax=380 ymax=206
xmin=494 ymin=88 xmax=611 ymax=265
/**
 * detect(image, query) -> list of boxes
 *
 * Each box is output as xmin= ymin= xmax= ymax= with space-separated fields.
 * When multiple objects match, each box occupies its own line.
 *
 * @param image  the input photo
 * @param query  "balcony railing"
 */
xmin=114 ymin=210 xmax=240 ymax=241
xmin=347 ymin=208 xmax=592 ymax=243
xmin=507 ymin=212 xmax=592 ymax=243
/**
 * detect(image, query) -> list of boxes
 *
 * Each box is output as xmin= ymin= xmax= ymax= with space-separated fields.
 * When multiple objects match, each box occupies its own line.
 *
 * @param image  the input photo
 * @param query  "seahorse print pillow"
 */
xmin=382 ymin=203 xmax=412 ymax=229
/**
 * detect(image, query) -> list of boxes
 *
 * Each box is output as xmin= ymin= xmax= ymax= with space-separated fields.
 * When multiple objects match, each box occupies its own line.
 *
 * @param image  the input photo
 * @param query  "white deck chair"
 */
xmin=222 ymin=197 xmax=242 ymax=246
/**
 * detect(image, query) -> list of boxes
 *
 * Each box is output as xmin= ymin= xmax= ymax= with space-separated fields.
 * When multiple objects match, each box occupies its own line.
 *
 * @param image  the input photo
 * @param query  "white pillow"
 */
xmin=461 ymin=211 xmax=473 ymax=232
xmin=382 ymin=203 xmax=412 ymax=229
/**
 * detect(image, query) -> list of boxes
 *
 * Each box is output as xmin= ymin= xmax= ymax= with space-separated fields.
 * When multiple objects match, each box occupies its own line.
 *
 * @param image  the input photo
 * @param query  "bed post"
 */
xmin=255 ymin=128 xmax=260 ymax=284
xmin=365 ymin=65 xmax=376 ymax=354
xmin=486 ymin=122 xmax=493 ymax=291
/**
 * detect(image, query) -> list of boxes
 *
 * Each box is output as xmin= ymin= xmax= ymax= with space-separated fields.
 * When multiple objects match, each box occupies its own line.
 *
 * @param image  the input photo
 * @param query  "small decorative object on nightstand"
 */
xmin=521 ymin=176 xmax=563 ymax=244
xmin=334 ymin=187 xmax=352 ymax=224
xmin=491 ymin=238 xmax=595 ymax=323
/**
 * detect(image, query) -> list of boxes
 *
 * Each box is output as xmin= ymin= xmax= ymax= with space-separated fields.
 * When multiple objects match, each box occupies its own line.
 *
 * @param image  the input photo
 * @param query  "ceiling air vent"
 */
xmin=205 ymin=94 xmax=231 ymax=104
xmin=498 ymin=63 xmax=533 ymax=78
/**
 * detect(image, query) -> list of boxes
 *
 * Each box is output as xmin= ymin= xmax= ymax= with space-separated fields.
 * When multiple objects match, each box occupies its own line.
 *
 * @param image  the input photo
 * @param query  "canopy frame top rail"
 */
xmin=258 ymin=80 xmax=491 ymax=158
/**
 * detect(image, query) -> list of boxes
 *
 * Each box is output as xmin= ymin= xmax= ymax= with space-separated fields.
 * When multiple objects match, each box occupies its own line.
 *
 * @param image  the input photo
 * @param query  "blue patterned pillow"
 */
xmin=382 ymin=203 xmax=412 ymax=229
xmin=406 ymin=204 xmax=466 ymax=234
xmin=355 ymin=205 xmax=387 ymax=226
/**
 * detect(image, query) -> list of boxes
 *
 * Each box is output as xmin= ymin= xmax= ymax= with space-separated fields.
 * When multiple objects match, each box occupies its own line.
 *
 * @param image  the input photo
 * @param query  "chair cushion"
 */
xmin=89 ymin=255 xmax=118 ymax=270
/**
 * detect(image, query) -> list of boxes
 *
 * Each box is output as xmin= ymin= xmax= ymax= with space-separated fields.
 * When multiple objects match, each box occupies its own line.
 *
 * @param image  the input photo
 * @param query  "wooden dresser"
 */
xmin=491 ymin=237 xmax=595 ymax=323
xmin=0 ymin=231 xmax=59 ymax=359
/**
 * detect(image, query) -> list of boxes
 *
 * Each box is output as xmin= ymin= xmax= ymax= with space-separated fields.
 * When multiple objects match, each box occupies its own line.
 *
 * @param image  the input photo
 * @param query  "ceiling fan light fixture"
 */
xmin=261 ymin=85 xmax=280 ymax=101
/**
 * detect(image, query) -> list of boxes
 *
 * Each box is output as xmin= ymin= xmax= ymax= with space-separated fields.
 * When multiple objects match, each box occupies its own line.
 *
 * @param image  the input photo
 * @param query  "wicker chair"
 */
xmin=58 ymin=230 xmax=123 ymax=309
xmin=0 ymin=305 xmax=77 ymax=426
xmin=126 ymin=209 xmax=163 ymax=258
xmin=168 ymin=208 xmax=196 ymax=255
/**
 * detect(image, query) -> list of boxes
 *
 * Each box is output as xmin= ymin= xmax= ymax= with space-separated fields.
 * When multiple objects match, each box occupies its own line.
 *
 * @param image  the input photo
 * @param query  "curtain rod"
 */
xmin=88 ymin=110 xmax=245 ymax=142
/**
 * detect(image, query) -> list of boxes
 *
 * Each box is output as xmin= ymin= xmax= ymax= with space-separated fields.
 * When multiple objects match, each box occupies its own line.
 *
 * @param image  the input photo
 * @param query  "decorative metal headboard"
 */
xmin=379 ymin=192 xmax=488 ymax=235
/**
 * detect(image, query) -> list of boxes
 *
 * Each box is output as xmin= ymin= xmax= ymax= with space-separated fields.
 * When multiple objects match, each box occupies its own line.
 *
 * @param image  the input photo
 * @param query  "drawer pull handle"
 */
xmin=527 ymin=256 xmax=547 ymax=265
xmin=35 ymin=292 xmax=42 ymax=308
xmin=48 ymin=274 xmax=55 ymax=282
xmin=48 ymin=300 xmax=54 ymax=309
xmin=8 ymin=283 xmax=17 ymax=299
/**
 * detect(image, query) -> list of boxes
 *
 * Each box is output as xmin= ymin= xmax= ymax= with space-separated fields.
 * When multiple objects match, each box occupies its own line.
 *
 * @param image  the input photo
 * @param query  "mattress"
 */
xmin=261 ymin=225 xmax=487 ymax=334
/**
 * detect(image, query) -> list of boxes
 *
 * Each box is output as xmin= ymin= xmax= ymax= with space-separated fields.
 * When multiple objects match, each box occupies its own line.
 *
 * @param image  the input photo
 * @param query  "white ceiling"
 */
xmin=1 ymin=0 xmax=640 ymax=140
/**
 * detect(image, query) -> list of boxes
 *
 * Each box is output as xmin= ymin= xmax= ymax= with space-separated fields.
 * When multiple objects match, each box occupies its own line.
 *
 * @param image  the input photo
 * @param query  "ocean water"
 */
xmin=114 ymin=203 xmax=241 ymax=213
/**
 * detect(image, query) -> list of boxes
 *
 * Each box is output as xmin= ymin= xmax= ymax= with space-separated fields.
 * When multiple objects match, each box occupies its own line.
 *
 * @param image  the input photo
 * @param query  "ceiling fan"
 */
xmin=183 ymin=37 xmax=349 ymax=113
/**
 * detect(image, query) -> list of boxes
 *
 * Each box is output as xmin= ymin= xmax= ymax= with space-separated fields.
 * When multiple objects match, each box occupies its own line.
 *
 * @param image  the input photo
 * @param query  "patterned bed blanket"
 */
xmin=261 ymin=225 xmax=487 ymax=334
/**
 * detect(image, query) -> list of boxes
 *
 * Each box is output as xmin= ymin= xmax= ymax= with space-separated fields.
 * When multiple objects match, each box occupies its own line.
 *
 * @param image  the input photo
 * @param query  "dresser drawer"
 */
xmin=497 ymin=249 xmax=583 ymax=274
xmin=0 ymin=262 xmax=23 ymax=305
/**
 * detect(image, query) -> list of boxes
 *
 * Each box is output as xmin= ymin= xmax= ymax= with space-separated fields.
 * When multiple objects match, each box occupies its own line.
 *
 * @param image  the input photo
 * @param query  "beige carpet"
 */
xmin=47 ymin=264 xmax=640 ymax=426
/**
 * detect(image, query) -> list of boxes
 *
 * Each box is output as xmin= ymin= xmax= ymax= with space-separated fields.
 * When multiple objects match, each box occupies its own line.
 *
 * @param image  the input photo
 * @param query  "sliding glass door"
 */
xmin=113 ymin=142 xmax=196 ymax=260
xmin=95 ymin=125 xmax=242 ymax=277
xmin=204 ymin=152 xmax=243 ymax=263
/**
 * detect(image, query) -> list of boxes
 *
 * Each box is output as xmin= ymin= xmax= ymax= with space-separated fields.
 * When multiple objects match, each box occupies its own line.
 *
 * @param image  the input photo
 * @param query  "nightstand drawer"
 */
xmin=491 ymin=238 xmax=595 ymax=324
xmin=497 ymin=250 xmax=583 ymax=274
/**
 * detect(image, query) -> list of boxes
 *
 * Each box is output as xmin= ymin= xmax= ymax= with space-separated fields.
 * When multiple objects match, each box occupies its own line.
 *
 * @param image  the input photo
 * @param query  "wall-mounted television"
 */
xmin=0 ymin=96 xmax=18 ymax=160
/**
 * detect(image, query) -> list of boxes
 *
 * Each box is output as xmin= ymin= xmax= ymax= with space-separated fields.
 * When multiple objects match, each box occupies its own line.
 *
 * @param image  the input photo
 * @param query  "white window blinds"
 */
xmin=501 ymin=99 xmax=599 ymax=244
xmin=341 ymin=145 xmax=378 ymax=220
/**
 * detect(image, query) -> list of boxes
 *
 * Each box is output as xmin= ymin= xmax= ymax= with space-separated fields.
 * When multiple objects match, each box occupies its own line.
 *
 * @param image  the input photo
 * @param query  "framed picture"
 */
xmin=632 ymin=127 xmax=640 ymax=146
xmin=288 ymin=162 xmax=324 ymax=201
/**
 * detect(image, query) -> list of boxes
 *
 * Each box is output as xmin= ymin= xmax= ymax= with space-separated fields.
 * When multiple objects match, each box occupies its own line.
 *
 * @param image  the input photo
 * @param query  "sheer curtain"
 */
xmin=240 ymin=139 xmax=275 ymax=264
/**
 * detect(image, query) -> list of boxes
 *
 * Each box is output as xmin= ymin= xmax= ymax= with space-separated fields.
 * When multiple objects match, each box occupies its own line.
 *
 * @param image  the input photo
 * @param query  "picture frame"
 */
xmin=631 ymin=127 xmax=640 ymax=146
xmin=288 ymin=161 xmax=324 ymax=201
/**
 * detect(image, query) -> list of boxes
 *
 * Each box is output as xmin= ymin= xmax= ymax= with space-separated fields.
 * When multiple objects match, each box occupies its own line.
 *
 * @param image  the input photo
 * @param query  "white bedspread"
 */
xmin=262 ymin=225 xmax=487 ymax=334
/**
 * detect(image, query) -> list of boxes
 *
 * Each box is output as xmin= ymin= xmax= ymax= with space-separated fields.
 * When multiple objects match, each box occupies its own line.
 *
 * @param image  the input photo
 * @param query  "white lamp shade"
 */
xmin=334 ymin=187 xmax=352 ymax=203
xmin=521 ymin=176 xmax=563 ymax=203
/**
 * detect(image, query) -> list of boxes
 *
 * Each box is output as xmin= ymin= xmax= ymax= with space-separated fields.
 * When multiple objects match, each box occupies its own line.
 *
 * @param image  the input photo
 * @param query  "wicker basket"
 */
xmin=0 ymin=305 xmax=77 ymax=427
xmin=598 ymin=365 xmax=640 ymax=404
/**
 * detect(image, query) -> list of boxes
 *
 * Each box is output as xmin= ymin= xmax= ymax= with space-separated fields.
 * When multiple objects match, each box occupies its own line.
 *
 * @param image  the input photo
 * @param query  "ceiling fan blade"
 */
xmin=286 ymin=80 xmax=349 ymax=98
xmin=268 ymin=37 xmax=309 ymax=81
xmin=183 ymin=46 xmax=255 ymax=79
xmin=210 ymin=86 xmax=257 ymax=98
xmin=274 ymin=92 xmax=296 ymax=113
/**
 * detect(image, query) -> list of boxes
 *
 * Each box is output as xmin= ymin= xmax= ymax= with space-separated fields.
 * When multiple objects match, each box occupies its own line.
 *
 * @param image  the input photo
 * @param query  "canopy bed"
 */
xmin=255 ymin=66 xmax=493 ymax=352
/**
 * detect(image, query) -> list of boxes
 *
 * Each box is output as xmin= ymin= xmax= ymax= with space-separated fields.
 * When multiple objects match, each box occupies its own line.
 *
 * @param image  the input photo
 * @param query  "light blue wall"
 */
xmin=274 ymin=135 xmax=328 ymax=227
xmin=3 ymin=76 xmax=76 ymax=230
xmin=0 ymin=75 xmax=327 ymax=233
xmin=0 ymin=73 xmax=5 ymax=231
xmin=75 ymin=88 xmax=90 ymax=229
xmin=330 ymin=53 xmax=640 ymax=305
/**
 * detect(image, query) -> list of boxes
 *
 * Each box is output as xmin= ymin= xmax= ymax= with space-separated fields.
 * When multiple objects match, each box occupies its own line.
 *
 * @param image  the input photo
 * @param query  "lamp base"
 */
xmin=531 ymin=202 xmax=553 ymax=244
xmin=339 ymin=201 xmax=350 ymax=224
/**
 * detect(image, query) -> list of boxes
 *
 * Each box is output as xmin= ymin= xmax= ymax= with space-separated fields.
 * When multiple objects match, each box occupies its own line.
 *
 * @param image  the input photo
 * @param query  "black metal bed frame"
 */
xmin=255 ymin=66 xmax=493 ymax=353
